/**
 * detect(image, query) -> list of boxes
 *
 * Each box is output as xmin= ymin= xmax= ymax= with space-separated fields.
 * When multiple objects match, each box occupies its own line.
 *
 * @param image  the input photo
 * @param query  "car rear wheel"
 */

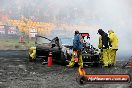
xmin=59 ymin=52 xmax=69 ymax=66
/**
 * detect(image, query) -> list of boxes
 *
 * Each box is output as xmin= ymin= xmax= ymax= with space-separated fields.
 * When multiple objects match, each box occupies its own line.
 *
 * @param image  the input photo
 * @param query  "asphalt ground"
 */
xmin=0 ymin=50 xmax=132 ymax=88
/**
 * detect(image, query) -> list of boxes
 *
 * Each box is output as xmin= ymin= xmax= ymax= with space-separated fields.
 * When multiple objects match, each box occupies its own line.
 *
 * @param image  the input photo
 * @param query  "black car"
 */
xmin=29 ymin=34 xmax=101 ymax=66
xmin=29 ymin=35 xmax=72 ymax=65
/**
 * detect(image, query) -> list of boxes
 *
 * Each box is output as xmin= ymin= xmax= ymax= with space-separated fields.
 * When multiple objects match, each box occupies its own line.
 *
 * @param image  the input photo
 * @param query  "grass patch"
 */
xmin=0 ymin=38 xmax=35 ymax=50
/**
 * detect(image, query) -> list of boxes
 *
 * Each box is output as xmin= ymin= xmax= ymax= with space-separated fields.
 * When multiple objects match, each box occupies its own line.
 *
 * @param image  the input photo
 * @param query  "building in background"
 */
xmin=0 ymin=25 xmax=5 ymax=34
xmin=29 ymin=28 xmax=37 ymax=38
xmin=0 ymin=25 xmax=19 ymax=37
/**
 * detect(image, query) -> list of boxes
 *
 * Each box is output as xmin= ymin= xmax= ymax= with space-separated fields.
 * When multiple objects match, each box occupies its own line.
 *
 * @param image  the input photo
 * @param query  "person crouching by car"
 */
xmin=67 ymin=30 xmax=83 ymax=68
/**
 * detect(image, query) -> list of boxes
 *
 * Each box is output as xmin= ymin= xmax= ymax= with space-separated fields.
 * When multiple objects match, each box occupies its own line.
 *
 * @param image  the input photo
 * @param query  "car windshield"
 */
xmin=60 ymin=38 xmax=73 ymax=46
xmin=36 ymin=36 xmax=51 ymax=44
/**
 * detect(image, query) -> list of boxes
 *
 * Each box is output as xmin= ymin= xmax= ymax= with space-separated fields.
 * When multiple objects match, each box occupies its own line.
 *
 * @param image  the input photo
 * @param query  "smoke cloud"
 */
xmin=0 ymin=0 xmax=132 ymax=60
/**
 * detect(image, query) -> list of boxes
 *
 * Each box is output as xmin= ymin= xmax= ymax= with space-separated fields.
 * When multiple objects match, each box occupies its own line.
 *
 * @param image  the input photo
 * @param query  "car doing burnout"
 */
xmin=29 ymin=33 xmax=102 ymax=66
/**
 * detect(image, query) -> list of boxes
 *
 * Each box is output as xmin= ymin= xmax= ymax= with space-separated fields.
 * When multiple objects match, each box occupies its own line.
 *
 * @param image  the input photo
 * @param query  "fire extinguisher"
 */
xmin=130 ymin=59 xmax=132 ymax=70
xmin=48 ymin=52 xmax=52 ymax=67
xmin=74 ymin=50 xmax=78 ymax=63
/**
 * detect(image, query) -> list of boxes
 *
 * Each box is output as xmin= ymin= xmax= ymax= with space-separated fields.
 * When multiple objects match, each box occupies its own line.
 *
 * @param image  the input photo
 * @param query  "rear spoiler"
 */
xmin=36 ymin=35 xmax=52 ymax=41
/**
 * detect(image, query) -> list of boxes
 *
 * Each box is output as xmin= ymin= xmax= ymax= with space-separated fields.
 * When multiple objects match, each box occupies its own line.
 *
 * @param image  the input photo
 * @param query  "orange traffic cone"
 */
xmin=130 ymin=59 xmax=132 ymax=70
xmin=48 ymin=52 xmax=52 ymax=67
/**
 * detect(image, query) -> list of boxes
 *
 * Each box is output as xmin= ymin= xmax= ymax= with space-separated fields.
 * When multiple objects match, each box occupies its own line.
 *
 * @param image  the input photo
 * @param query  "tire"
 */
xmin=60 ymin=52 xmax=68 ymax=66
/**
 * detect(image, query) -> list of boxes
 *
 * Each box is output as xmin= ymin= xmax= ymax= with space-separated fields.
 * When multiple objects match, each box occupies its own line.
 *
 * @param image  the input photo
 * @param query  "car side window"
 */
xmin=55 ymin=37 xmax=60 ymax=47
xmin=50 ymin=37 xmax=60 ymax=47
